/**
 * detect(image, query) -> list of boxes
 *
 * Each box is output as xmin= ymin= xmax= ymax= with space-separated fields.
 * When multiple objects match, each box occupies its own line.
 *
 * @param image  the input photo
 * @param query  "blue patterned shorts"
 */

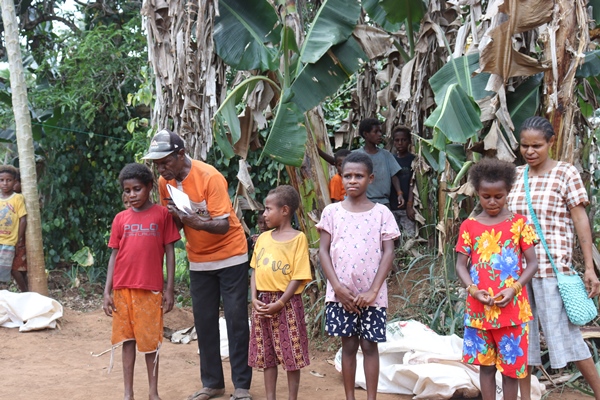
xmin=325 ymin=302 xmax=387 ymax=342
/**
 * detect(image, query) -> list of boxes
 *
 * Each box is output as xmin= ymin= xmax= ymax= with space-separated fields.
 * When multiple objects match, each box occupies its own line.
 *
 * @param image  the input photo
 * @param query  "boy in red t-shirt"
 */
xmin=103 ymin=163 xmax=180 ymax=400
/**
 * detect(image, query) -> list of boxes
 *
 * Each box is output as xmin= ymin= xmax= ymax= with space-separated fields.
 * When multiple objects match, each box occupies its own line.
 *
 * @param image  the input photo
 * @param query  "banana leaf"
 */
xmin=576 ymin=50 xmax=600 ymax=78
xmin=300 ymin=0 xmax=361 ymax=64
xmin=507 ymin=73 xmax=542 ymax=136
xmin=261 ymin=101 xmax=307 ymax=167
xmin=214 ymin=0 xmax=281 ymax=71
xmin=362 ymin=0 xmax=401 ymax=32
xmin=380 ymin=0 xmax=426 ymax=25
xmin=290 ymin=36 xmax=366 ymax=113
xmin=429 ymin=53 xmax=493 ymax=104
xmin=425 ymin=83 xmax=482 ymax=148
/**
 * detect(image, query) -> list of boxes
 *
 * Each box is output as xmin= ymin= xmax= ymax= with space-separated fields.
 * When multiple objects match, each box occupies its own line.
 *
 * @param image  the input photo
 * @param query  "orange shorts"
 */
xmin=111 ymin=288 xmax=163 ymax=353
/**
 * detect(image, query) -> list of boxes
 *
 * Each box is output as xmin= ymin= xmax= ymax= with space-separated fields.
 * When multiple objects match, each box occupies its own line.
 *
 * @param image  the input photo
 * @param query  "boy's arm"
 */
xmin=317 ymin=147 xmax=335 ymax=165
xmin=456 ymin=252 xmax=494 ymax=306
xmin=17 ymin=216 xmax=26 ymax=244
xmin=319 ymin=230 xmax=359 ymax=313
xmin=354 ymin=239 xmax=394 ymax=307
xmin=163 ymin=242 xmax=176 ymax=313
xmin=406 ymin=181 xmax=415 ymax=220
xmin=391 ymin=175 xmax=405 ymax=208
xmin=103 ymin=249 xmax=119 ymax=316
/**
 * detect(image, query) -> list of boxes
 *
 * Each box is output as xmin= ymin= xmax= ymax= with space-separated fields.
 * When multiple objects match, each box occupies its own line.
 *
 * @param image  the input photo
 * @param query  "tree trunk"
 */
xmin=0 ymin=0 xmax=48 ymax=295
xmin=142 ymin=0 xmax=225 ymax=160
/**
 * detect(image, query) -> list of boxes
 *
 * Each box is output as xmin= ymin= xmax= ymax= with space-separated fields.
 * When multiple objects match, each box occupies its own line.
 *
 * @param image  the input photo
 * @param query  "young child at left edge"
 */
xmin=103 ymin=163 xmax=181 ymax=400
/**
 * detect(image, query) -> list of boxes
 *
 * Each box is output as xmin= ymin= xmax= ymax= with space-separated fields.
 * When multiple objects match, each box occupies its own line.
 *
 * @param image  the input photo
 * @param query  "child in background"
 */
xmin=0 ymin=166 xmax=27 ymax=290
xmin=356 ymin=118 xmax=403 ymax=207
xmin=249 ymin=185 xmax=312 ymax=400
xmin=455 ymin=158 xmax=538 ymax=400
xmin=103 ymin=163 xmax=180 ymax=400
xmin=10 ymin=169 xmax=28 ymax=292
xmin=329 ymin=149 xmax=351 ymax=202
xmin=317 ymin=152 xmax=399 ymax=400
xmin=388 ymin=126 xmax=416 ymax=239
xmin=248 ymin=212 xmax=268 ymax=256
xmin=121 ymin=191 xmax=130 ymax=209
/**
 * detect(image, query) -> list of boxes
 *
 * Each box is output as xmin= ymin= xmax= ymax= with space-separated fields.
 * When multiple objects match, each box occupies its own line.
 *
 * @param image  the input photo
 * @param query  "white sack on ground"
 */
xmin=334 ymin=320 xmax=544 ymax=400
xmin=0 ymin=290 xmax=63 ymax=331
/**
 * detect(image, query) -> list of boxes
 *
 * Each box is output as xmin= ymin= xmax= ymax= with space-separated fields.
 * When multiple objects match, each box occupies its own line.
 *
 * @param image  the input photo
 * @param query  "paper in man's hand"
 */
xmin=167 ymin=184 xmax=192 ymax=214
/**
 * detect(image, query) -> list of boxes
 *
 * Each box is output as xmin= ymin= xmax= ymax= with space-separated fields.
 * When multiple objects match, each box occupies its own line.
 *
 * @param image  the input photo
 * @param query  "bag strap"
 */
xmin=523 ymin=165 xmax=561 ymax=276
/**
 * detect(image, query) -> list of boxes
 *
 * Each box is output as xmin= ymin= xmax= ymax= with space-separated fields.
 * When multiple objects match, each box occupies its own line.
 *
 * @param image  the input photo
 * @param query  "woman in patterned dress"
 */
xmin=507 ymin=116 xmax=600 ymax=399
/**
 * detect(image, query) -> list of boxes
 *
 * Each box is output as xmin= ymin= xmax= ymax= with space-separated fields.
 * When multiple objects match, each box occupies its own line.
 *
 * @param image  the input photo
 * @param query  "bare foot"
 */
xmin=148 ymin=395 xmax=161 ymax=400
xmin=124 ymin=395 xmax=134 ymax=400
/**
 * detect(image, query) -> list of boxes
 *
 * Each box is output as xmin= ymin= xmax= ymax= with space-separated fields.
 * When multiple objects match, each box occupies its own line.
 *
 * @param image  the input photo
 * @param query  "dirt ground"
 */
xmin=0 ymin=304 xmax=585 ymax=400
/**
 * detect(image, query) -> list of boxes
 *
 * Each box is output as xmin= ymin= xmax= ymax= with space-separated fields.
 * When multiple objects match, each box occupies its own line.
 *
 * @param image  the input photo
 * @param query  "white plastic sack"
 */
xmin=0 ymin=290 xmax=63 ymax=331
xmin=334 ymin=320 xmax=544 ymax=400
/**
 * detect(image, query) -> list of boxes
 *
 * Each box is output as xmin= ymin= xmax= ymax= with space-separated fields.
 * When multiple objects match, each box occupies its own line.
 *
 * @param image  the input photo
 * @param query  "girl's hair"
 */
xmin=342 ymin=151 xmax=374 ymax=174
xmin=118 ymin=163 xmax=154 ymax=188
xmin=267 ymin=185 xmax=300 ymax=215
xmin=391 ymin=125 xmax=411 ymax=139
xmin=519 ymin=116 xmax=554 ymax=141
xmin=0 ymin=165 xmax=18 ymax=179
xmin=358 ymin=118 xmax=381 ymax=138
xmin=469 ymin=158 xmax=516 ymax=191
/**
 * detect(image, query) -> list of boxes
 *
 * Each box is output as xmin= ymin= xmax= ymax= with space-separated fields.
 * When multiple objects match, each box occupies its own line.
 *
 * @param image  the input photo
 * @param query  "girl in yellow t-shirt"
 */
xmin=249 ymin=185 xmax=312 ymax=400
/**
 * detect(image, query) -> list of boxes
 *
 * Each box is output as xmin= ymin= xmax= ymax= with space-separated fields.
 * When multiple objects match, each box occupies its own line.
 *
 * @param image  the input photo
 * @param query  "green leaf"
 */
xmin=425 ymin=83 xmax=482 ymax=146
xmin=290 ymin=36 xmax=366 ymax=113
xmin=507 ymin=73 xmax=542 ymax=135
xmin=380 ymin=0 xmax=426 ymax=25
xmin=590 ymin=0 xmax=600 ymax=28
xmin=214 ymin=0 xmax=281 ymax=71
xmin=261 ymin=102 xmax=306 ymax=167
xmin=576 ymin=50 xmax=600 ymax=78
xmin=300 ymin=0 xmax=361 ymax=64
xmin=446 ymin=144 xmax=467 ymax=173
xmin=71 ymin=246 xmax=94 ymax=267
xmin=418 ymin=139 xmax=441 ymax=172
xmin=363 ymin=0 xmax=401 ymax=32
xmin=429 ymin=53 xmax=493 ymax=103
xmin=213 ymin=114 xmax=236 ymax=159
xmin=221 ymin=100 xmax=241 ymax=145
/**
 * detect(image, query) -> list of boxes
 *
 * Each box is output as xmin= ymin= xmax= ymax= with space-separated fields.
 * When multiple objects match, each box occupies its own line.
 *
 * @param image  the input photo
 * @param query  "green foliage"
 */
xmin=27 ymin=16 xmax=147 ymax=269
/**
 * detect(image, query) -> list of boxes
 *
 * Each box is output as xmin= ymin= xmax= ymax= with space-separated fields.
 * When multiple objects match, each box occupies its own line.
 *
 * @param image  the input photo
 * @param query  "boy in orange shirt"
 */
xmin=329 ymin=149 xmax=351 ymax=202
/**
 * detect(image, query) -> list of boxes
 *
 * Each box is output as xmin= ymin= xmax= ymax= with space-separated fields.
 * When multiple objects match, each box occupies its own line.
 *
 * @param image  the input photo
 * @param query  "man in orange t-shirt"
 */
xmin=144 ymin=129 xmax=251 ymax=400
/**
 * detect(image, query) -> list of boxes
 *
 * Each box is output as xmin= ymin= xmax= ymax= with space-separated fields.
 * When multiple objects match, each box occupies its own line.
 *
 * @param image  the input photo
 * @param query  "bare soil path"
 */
xmin=0 ymin=305 xmax=581 ymax=400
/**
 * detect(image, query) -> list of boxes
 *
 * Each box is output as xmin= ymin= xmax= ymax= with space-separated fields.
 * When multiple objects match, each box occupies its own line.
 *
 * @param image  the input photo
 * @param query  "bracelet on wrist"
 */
xmin=467 ymin=284 xmax=478 ymax=296
xmin=511 ymin=282 xmax=522 ymax=296
xmin=277 ymin=299 xmax=285 ymax=308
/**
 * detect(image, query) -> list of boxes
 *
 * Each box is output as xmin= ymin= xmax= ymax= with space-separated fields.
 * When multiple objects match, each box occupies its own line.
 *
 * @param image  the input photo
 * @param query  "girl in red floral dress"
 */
xmin=455 ymin=158 xmax=539 ymax=400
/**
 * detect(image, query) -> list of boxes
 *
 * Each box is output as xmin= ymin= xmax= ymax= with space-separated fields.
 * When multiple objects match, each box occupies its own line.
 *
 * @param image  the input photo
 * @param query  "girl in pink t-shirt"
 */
xmin=317 ymin=152 xmax=399 ymax=400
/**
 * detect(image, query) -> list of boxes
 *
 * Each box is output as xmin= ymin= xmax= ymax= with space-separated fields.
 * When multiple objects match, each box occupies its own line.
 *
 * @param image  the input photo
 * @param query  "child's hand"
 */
xmin=354 ymin=290 xmax=376 ymax=308
xmin=252 ymin=298 xmax=268 ymax=313
xmin=163 ymin=289 xmax=174 ymax=314
xmin=335 ymin=285 xmax=359 ymax=313
xmin=102 ymin=293 xmax=116 ymax=317
xmin=472 ymin=290 xmax=494 ymax=306
xmin=493 ymin=288 xmax=516 ymax=308
xmin=258 ymin=301 xmax=284 ymax=316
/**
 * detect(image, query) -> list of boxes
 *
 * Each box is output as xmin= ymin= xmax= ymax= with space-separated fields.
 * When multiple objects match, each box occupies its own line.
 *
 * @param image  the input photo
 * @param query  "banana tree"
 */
xmin=212 ymin=0 xmax=366 ymax=244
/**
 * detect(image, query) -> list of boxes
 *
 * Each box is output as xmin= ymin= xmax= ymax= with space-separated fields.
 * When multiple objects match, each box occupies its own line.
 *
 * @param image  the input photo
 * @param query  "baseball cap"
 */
xmin=142 ymin=129 xmax=185 ymax=160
